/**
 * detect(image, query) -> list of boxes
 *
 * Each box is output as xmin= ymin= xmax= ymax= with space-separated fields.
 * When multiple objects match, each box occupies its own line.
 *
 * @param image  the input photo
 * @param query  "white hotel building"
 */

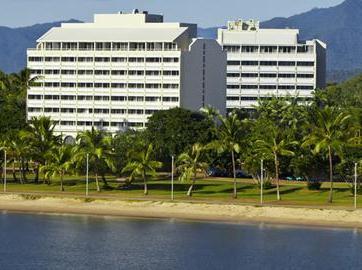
xmin=217 ymin=20 xmax=326 ymax=111
xmin=27 ymin=11 xmax=226 ymax=136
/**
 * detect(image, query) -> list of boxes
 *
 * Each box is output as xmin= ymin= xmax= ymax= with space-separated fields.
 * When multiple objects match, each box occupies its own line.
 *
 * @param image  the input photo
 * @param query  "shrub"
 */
xmin=307 ymin=180 xmax=322 ymax=190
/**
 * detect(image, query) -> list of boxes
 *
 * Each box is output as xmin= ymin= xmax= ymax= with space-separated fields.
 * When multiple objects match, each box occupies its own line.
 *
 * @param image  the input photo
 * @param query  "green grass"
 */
xmin=1 ymin=174 xmax=361 ymax=208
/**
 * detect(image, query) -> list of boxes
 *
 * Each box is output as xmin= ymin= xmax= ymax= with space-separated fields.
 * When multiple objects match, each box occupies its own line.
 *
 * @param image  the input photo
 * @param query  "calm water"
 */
xmin=0 ymin=213 xmax=362 ymax=270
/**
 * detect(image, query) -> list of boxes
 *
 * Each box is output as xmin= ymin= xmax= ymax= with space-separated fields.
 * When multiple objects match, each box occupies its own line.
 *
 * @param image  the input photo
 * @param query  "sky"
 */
xmin=0 ymin=0 xmax=344 ymax=28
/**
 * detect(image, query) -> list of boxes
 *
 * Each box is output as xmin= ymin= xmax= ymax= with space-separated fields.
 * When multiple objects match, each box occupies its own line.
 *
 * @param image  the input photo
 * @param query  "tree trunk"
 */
xmin=12 ymin=160 xmax=18 ymax=182
xmin=231 ymin=150 xmax=237 ymax=199
xmin=95 ymin=173 xmax=100 ymax=192
xmin=328 ymin=146 xmax=333 ymax=203
xmin=60 ymin=172 xmax=64 ymax=192
xmin=21 ymin=159 xmax=27 ymax=184
xmin=275 ymin=153 xmax=281 ymax=201
xmin=34 ymin=163 xmax=39 ymax=184
xmin=101 ymin=173 xmax=108 ymax=187
xmin=143 ymin=173 xmax=148 ymax=195
xmin=187 ymin=172 xmax=197 ymax=197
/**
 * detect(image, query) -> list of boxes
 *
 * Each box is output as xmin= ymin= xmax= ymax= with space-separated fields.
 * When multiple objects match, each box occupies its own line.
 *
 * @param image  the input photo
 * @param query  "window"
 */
xmin=61 ymin=70 xmax=76 ymax=75
xmin=78 ymin=57 xmax=93 ymax=62
xmin=146 ymin=57 xmax=161 ymax=63
xmin=278 ymin=85 xmax=295 ymax=90
xmin=28 ymin=107 xmax=43 ymax=112
xmin=129 ymin=70 xmax=144 ymax=76
xmin=94 ymin=96 xmax=110 ymax=101
xmin=162 ymin=97 xmax=179 ymax=102
xmin=94 ymin=83 xmax=110 ymax=88
xmin=79 ymin=43 xmax=94 ymax=51
xmin=61 ymin=57 xmax=76 ymax=62
xmin=279 ymin=73 xmax=295 ymax=78
xmin=260 ymin=73 xmax=277 ymax=78
xmin=129 ymin=43 xmax=146 ymax=51
xmin=227 ymin=73 xmax=240 ymax=78
xmin=96 ymin=42 xmax=111 ymax=51
xmin=128 ymin=96 xmax=144 ymax=102
xmin=146 ymin=70 xmax=161 ymax=76
xmin=28 ymin=57 xmax=43 ymax=62
xmin=61 ymin=95 xmax=76 ymax=100
xmin=164 ymin=42 xmax=177 ymax=51
xmin=297 ymin=85 xmax=314 ymax=90
xmin=111 ymin=70 xmax=126 ymax=76
xmin=111 ymin=109 xmax=127 ymax=114
xmin=61 ymin=108 xmax=75 ymax=113
xmin=147 ymin=42 xmax=162 ymax=51
xmin=145 ymin=84 xmax=161 ymax=89
xmin=95 ymin=70 xmax=110 ymax=75
xmin=128 ymin=83 xmax=144 ymax=89
xmin=241 ymin=61 xmax=258 ymax=66
xmin=62 ymin=42 xmax=77 ymax=50
xmin=45 ymin=57 xmax=60 ymax=62
xmin=297 ymin=62 xmax=314 ymax=67
xmin=61 ymin=82 xmax=76 ymax=88
xmin=241 ymin=46 xmax=258 ymax=53
xmin=227 ymin=96 xmax=239 ymax=101
xmin=95 ymin=57 xmax=110 ymax=63
xmin=227 ymin=61 xmax=240 ymax=66
xmin=279 ymin=46 xmax=295 ymax=53
xmin=163 ymin=57 xmax=179 ymax=63
xmin=129 ymin=57 xmax=144 ymax=63
xmin=28 ymin=95 xmax=43 ymax=100
xmin=260 ymin=85 xmax=277 ymax=90
xmin=60 ymin=121 xmax=75 ymax=126
xmin=163 ymin=84 xmax=179 ymax=89
xmin=145 ymin=96 xmax=161 ymax=102
xmin=111 ymin=96 xmax=127 ymax=101
xmin=227 ymin=85 xmax=240 ymax=89
xmin=111 ymin=83 xmax=126 ymax=89
xmin=94 ymin=108 xmax=109 ymax=114
xmin=224 ymin=46 xmax=240 ymax=53
xmin=78 ymin=70 xmax=93 ymax=75
xmin=112 ymin=42 xmax=128 ymax=51
xmin=260 ymin=61 xmax=277 ymax=66
xmin=297 ymin=74 xmax=314 ymax=78
xmin=111 ymin=57 xmax=127 ymax=63
xmin=260 ymin=46 xmax=277 ymax=53
xmin=163 ymin=70 xmax=179 ymax=76
xmin=241 ymin=85 xmax=258 ymax=89
xmin=241 ymin=73 xmax=258 ymax=78
xmin=77 ymin=83 xmax=93 ymax=88
xmin=128 ymin=109 xmax=143 ymax=114
xmin=279 ymin=61 xmax=295 ymax=66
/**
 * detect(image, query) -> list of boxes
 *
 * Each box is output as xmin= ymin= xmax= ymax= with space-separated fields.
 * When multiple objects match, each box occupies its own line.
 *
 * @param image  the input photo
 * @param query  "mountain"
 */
xmin=262 ymin=0 xmax=362 ymax=78
xmin=0 ymin=20 xmax=80 ymax=73
xmin=1 ymin=0 xmax=362 ymax=82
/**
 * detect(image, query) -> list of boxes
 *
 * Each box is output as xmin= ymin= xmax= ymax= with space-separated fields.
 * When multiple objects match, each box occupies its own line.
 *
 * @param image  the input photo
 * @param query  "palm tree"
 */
xmin=302 ymin=106 xmax=351 ymax=203
xmin=122 ymin=144 xmax=162 ymax=195
xmin=177 ymin=143 xmax=208 ymax=196
xmin=73 ymin=127 xmax=115 ymax=192
xmin=255 ymin=124 xmax=297 ymax=201
xmin=21 ymin=116 xmax=60 ymax=183
xmin=208 ymin=112 xmax=243 ymax=198
xmin=40 ymin=144 xmax=73 ymax=191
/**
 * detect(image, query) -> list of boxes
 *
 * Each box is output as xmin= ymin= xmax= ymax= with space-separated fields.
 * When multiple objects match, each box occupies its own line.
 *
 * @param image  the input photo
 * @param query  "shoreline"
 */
xmin=0 ymin=194 xmax=361 ymax=229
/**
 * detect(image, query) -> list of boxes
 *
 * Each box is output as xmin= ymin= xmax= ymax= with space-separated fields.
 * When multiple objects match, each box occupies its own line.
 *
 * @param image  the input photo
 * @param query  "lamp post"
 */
xmin=354 ymin=162 xmax=358 ymax=210
xmin=3 ymin=150 xmax=6 ymax=193
xmin=260 ymin=159 xmax=264 ymax=205
xmin=171 ymin=155 xmax=174 ymax=201
xmin=86 ymin=153 xmax=89 ymax=197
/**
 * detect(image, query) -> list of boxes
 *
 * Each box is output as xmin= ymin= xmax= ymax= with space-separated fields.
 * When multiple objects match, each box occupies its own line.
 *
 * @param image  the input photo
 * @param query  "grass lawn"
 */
xmin=1 ymin=173 xmax=361 ymax=208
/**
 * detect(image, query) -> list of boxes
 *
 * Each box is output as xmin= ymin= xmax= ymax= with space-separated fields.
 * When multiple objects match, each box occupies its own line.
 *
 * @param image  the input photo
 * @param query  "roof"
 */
xmin=38 ymin=27 xmax=188 ymax=42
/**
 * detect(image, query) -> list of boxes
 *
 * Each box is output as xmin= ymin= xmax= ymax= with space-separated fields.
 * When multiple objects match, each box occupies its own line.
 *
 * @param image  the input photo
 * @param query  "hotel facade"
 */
xmin=27 ymin=11 xmax=226 ymax=136
xmin=217 ymin=20 xmax=326 ymax=111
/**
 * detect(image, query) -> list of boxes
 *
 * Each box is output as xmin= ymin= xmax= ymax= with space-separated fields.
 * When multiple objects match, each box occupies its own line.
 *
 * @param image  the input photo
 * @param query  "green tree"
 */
xmin=21 ymin=116 xmax=60 ymax=183
xmin=122 ymin=144 xmax=162 ymax=195
xmin=209 ymin=112 xmax=243 ymax=199
xmin=255 ymin=122 xmax=297 ymax=201
xmin=73 ymin=127 xmax=115 ymax=192
xmin=302 ymin=106 xmax=352 ymax=203
xmin=177 ymin=143 xmax=208 ymax=196
xmin=40 ymin=144 xmax=73 ymax=191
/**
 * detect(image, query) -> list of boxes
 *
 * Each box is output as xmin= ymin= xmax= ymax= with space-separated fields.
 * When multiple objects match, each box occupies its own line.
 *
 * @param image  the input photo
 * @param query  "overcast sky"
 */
xmin=0 ymin=0 xmax=344 ymax=28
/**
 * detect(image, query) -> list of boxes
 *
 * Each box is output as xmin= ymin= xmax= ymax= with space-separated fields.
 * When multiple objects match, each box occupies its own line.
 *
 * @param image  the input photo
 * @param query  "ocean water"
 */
xmin=0 ymin=212 xmax=361 ymax=270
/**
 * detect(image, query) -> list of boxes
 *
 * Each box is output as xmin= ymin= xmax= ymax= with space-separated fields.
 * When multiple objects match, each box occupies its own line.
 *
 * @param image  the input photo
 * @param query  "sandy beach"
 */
xmin=0 ymin=194 xmax=361 ymax=228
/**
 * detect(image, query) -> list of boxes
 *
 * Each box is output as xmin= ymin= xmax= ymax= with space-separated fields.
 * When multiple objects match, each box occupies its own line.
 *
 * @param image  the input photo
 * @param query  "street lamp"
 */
xmin=171 ymin=155 xmax=174 ymax=201
xmin=354 ymin=162 xmax=358 ymax=210
xmin=86 ymin=153 xmax=89 ymax=197
xmin=3 ymin=150 xmax=6 ymax=193
xmin=260 ymin=159 xmax=264 ymax=205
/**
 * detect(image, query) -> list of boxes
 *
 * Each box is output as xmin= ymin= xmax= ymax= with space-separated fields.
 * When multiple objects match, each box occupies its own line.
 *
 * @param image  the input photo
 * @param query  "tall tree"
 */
xmin=40 ymin=144 xmax=73 ymax=191
xmin=255 ymin=121 xmax=297 ymax=201
xmin=302 ymin=106 xmax=352 ymax=203
xmin=177 ymin=143 xmax=208 ymax=196
xmin=122 ymin=144 xmax=162 ymax=195
xmin=21 ymin=116 xmax=60 ymax=183
xmin=73 ymin=127 xmax=115 ymax=192
xmin=209 ymin=112 xmax=244 ymax=199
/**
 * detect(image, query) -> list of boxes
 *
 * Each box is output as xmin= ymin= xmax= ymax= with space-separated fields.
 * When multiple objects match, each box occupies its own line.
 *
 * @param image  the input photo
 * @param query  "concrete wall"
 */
xmin=181 ymin=39 xmax=226 ymax=115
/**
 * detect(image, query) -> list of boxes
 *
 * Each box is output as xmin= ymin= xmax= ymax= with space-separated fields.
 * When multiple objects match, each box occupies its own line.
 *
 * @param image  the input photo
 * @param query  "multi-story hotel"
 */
xmin=27 ymin=10 xmax=226 ymax=136
xmin=217 ymin=20 xmax=326 ymax=111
